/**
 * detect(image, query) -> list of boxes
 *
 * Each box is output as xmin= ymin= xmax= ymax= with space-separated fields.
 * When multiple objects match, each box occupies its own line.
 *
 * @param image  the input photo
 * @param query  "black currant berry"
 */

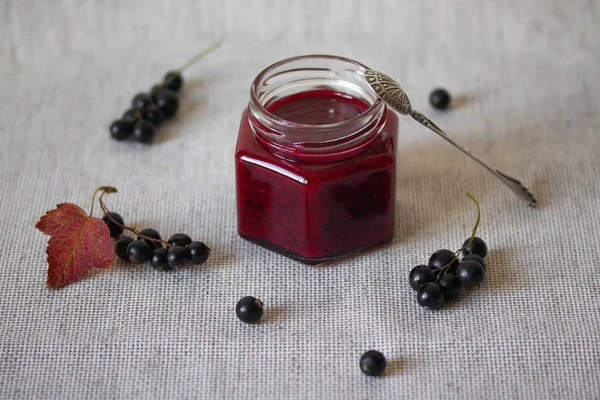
xmin=102 ymin=212 xmax=124 ymax=238
xmin=139 ymin=108 xmax=164 ymax=126
xmin=359 ymin=350 xmax=387 ymax=377
xmin=122 ymin=108 xmax=139 ymax=123
xmin=456 ymin=260 xmax=485 ymax=287
xmin=132 ymin=120 xmax=155 ymax=144
xmin=188 ymin=241 xmax=210 ymax=265
xmin=138 ymin=228 xmax=162 ymax=251
xmin=167 ymin=245 xmax=187 ymax=268
xmin=429 ymin=249 xmax=459 ymax=274
xmin=462 ymin=254 xmax=486 ymax=269
xmin=150 ymin=84 xmax=164 ymax=97
xmin=429 ymin=88 xmax=451 ymax=110
xmin=417 ymin=282 xmax=445 ymax=310
xmin=153 ymin=90 xmax=180 ymax=119
xmin=235 ymin=296 xmax=264 ymax=324
xmin=114 ymin=236 xmax=134 ymax=261
xmin=462 ymin=237 xmax=488 ymax=258
xmin=127 ymin=240 xmax=151 ymax=264
xmin=132 ymin=93 xmax=154 ymax=110
xmin=109 ymin=119 xmax=133 ymax=141
xmin=438 ymin=273 xmax=461 ymax=298
xmin=151 ymin=247 xmax=174 ymax=271
xmin=409 ymin=265 xmax=435 ymax=291
xmin=164 ymin=71 xmax=184 ymax=92
xmin=168 ymin=233 xmax=192 ymax=248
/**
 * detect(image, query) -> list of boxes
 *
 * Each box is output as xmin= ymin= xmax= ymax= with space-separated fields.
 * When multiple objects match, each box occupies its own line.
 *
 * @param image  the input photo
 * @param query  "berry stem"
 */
xmin=177 ymin=41 xmax=222 ymax=72
xmin=435 ymin=192 xmax=481 ymax=280
xmin=131 ymin=110 xmax=142 ymax=121
xmin=464 ymin=192 xmax=481 ymax=248
xmin=94 ymin=187 xmax=170 ymax=247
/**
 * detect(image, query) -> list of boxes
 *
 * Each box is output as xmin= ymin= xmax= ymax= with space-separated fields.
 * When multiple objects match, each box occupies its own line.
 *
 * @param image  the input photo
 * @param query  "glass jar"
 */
xmin=235 ymin=55 xmax=399 ymax=264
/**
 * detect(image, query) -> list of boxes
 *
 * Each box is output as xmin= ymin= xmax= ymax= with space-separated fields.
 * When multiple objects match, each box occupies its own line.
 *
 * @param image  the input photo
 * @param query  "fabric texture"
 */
xmin=1 ymin=1 xmax=599 ymax=399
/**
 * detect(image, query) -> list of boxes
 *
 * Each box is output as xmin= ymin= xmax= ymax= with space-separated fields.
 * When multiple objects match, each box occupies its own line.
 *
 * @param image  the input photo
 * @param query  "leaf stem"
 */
xmin=89 ymin=186 xmax=117 ymax=217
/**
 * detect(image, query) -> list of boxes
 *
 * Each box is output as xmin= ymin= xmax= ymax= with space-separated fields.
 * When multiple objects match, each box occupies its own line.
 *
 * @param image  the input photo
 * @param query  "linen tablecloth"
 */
xmin=1 ymin=1 xmax=598 ymax=398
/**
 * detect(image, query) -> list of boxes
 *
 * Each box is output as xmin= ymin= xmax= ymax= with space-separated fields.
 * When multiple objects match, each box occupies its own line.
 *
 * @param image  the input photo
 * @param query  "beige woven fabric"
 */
xmin=1 ymin=1 xmax=599 ymax=399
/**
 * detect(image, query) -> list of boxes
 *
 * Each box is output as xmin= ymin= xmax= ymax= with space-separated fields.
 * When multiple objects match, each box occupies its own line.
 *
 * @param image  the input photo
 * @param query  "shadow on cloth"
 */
xmin=384 ymin=357 xmax=405 ymax=377
xmin=393 ymin=133 xmax=547 ymax=245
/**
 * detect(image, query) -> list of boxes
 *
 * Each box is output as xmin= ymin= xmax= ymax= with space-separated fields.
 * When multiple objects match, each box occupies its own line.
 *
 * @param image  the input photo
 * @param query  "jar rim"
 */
xmin=249 ymin=54 xmax=384 ymax=130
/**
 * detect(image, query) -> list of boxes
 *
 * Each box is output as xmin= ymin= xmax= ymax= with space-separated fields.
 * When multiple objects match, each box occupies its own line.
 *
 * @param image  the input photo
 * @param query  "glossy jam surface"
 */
xmin=267 ymin=90 xmax=369 ymax=125
xmin=235 ymin=91 xmax=398 ymax=264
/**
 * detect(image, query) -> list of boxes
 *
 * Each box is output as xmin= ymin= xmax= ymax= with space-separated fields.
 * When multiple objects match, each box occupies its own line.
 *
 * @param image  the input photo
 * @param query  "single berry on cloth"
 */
xmin=457 ymin=260 xmax=485 ymax=287
xmin=102 ymin=212 xmax=124 ymax=238
xmin=438 ymin=273 xmax=461 ymax=298
xmin=462 ymin=253 xmax=486 ymax=269
xmin=164 ymin=71 xmax=184 ymax=92
xmin=188 ymin=241 xmax=210 ymax=265
xmin=417 ymin=282 xmax=445 ymax=310
xmin=151 ymin=248 xmax=173 ymax=271
xmin=167 ymin=246 xmax=187 ymax=268
xmin=132 ymin=120 xmax=155 ymax=144
xmin=359 ymin=350 xmax=387 ymax=377
xmin=138 ymin=228 xmax=162 ymax=251
xmin=168 ymin=233 xmax=192 ymax=248
xmin=235 ymin=296 xmax=264 ymax=324
xmin=109 ymin=120 xmax=133 ymax=141
xmin=429 ymin=249 xmax=459 ymax=273
xmin=429 ymin=88 xmax=451 ymax=110
xmin=409 ymin=265 xmax=435 ymax=291
xmin=462 ymin=236 xmax=488 ymax=258
xmin=127 ymin=239 xmax=151 ymax=264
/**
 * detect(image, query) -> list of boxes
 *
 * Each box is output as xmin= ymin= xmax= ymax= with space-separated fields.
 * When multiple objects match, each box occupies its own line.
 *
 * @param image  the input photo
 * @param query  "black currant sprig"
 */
xmin=96 ymin=190 xmax=168 ymax=248
xmin=92 ymin=186 xmax=211 ymax=269
xmin=432 ymin=193 xmax=481 ymax=278
xmin=408 ymin=193 xmax=488 ymax=310
xmin=109 ymin=42 xmax=221 ymax=144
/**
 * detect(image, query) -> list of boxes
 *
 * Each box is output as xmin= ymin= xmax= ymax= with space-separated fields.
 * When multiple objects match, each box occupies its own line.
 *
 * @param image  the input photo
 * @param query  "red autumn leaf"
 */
xmin=36 ymin=203 xmax=115 ymax=288
xmin=35 ymin=203 xmax=91 ymax=236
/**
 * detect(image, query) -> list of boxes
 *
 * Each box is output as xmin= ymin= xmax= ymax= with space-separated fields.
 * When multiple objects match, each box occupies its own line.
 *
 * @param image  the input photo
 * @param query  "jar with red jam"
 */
xmin=235 ymin=55 xmax=399 ymax=264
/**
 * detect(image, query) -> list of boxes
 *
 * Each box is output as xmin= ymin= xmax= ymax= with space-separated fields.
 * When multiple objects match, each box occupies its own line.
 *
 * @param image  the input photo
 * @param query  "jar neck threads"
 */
xmin=248 ymin=55 xmax=386 ymax=163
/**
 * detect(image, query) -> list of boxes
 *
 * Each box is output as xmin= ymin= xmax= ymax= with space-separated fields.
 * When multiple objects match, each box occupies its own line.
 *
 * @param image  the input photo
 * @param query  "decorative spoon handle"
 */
xmin=364 ymin=69 xmax=537 ymax=207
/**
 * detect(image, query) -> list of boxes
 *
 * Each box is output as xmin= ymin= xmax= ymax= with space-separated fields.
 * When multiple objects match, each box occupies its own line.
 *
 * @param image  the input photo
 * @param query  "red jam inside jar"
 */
xmin=235 ymin=55 xmax=399 ymax=264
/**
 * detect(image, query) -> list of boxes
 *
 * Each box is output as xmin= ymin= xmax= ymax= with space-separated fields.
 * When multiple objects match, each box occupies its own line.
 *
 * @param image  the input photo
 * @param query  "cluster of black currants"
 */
xmin=409 ymin=236 xmax=488 ymax=310
xmin=109 ymin=71 xmax=184 ymax=144
xmin=102 ymin=212 xmax=210 ymax=271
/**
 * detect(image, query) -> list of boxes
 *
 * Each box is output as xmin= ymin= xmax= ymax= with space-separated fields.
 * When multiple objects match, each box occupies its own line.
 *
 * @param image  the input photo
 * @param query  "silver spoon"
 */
xmin=364 ymin=69 xmax=537 ymax=207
